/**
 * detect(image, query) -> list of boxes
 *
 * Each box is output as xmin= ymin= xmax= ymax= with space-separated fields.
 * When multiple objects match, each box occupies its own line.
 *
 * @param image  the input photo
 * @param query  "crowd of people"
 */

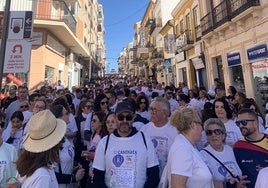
xmin=0 ymin=75 xmax=268 ymax=188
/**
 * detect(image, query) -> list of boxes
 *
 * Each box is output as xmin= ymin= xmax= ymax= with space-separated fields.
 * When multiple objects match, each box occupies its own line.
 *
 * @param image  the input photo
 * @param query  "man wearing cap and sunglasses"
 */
xmin=233 ymin=108 xmax=268 ymax=188
xmin=90 ymin=100 xmax=160 ymax=188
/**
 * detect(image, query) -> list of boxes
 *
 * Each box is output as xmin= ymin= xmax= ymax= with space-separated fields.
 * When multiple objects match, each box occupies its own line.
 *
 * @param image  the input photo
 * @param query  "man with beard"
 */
xmin=234 ymin=108 xmax=268 ymax=188
xmin=90 ymin=101 xmax=159 ymax=187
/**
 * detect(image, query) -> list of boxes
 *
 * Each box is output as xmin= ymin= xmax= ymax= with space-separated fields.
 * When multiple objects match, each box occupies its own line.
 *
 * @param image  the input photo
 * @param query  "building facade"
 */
xmin=199 ymin=0 xmax=268 ymax=109
xmin=0 ymin=0 xmax=105 ymax=92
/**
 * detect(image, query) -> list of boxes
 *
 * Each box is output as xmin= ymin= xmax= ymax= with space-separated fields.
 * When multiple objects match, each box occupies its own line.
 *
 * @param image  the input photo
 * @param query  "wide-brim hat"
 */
xmin=23 ymin=110 xmax=66 ymax=153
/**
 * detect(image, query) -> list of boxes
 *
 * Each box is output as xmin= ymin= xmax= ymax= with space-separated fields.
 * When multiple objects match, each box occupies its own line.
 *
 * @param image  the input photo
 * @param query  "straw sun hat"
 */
xmin=23 ymin=110 xmax=66 ymax=153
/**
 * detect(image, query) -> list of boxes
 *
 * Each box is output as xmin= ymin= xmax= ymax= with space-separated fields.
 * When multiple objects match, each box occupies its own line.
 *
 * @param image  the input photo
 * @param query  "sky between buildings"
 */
xmin=99 ymin=0 xmax=148 ymax=73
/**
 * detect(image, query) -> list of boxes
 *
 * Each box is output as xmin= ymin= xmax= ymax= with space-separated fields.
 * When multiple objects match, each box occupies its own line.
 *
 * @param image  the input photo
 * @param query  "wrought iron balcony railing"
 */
xmin=200 ymin=0 xmax=260 ymax=35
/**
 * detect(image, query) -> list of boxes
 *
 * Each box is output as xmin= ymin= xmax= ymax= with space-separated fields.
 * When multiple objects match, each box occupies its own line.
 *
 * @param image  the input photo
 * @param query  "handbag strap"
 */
xmin=203 ymin=149 xmax=236 ymax=178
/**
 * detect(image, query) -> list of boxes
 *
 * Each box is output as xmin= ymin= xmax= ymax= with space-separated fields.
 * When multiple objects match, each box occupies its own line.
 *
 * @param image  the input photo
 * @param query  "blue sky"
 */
xmin=98 ymin=0 xmax=148 ymax=73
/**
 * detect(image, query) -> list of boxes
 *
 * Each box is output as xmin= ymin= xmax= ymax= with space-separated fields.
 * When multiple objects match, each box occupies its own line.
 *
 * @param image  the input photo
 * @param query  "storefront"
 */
xmin=227 ymin=51 xmax=245 ymax=93
xmin=246 ymin=42 xmax=268 ymax=109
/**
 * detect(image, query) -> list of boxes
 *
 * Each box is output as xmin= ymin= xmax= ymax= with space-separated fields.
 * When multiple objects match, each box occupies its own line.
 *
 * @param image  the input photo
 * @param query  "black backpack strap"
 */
xmin=104 ymin=134 xmax=110 ymax=155
xmin=140 ymin=131 xmax=147 ymax=149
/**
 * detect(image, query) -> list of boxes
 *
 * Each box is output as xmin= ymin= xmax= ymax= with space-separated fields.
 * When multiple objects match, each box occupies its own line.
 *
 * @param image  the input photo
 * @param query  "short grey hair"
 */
xmin=151 ymin=96 xmax=171 ymax=116
xmin=203 ymin=118 xmax=226 ymax=134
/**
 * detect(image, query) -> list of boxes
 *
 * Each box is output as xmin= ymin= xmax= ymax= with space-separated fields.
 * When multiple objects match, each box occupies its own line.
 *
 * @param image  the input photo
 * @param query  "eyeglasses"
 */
xmin=20 ymin=105 xmax=29 ymax=108
xmin=140 ymin=101 xmax=146 ymax=104
xmin=100 ymin=101 xmax=109 ymax=105
xmin=117 ymin=114 xmax=133 ymax=121
xmin=235 ymin=119 xmax=255 ymax=127
xmin=205 ymin=129 xmax=224 ymax=136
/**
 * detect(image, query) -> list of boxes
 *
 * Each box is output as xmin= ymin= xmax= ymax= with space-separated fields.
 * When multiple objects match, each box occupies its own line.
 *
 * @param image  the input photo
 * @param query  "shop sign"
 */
xmin=191 ymin=56 xmax=205 ymax=69
xmin=164 ymin=59 xmax=171 ymax=68
xmin=247 ymin=42 xmax=268 ymax=62
xmin=227 ymin=51 xmax=241 ymax=66
xmin=251 ymin=60 xmax=268 ymax=71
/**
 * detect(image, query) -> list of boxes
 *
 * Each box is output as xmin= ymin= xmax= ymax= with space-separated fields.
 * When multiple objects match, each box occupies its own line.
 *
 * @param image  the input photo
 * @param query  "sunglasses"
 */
xmin=205 ymin=129 xmax=224 ymax=136
xmin=92 ymin=119 xmax=98 ymax=123
xmin=20 ymin=105 xmax=29 ymax=108
xmin=100 ymin=101 xmax=109 ymax=105
xmin=140 ymin=101 xmax=146 ymax=104
xmin=117 ymin=114 xmax=133 ymax=121
xmin=235 ymin=119 xmax=255 ymax=127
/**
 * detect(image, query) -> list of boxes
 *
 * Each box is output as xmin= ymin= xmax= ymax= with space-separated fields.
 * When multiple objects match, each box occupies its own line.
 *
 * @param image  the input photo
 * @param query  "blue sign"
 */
xmin=247 ymin=43 xmax=268 ymax=62
xmin=164 ymin=59 xmax=171 ymax=68
xmin=227 ymin=52 xmax=241 ymax=67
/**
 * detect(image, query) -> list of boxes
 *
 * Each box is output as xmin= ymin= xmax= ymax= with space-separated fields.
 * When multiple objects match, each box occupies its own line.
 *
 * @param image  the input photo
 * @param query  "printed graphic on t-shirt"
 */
xmin=109 ymin=150 xmax=137 ymax=187
xmin=151 ymin=136 xmax=168 ymax=173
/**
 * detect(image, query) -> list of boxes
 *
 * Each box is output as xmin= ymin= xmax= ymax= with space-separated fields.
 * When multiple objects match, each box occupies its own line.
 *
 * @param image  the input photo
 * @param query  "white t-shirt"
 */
xmin=168 ymin=98 xmax=179 ymax=113
xmin=21 ymin=167 xmax=58 ymax=188
xmin=66 ymin=113 xmax=78 ymax=145
xmin=140 ymin=121 xmax=178 ymax=176
xmin=255 ymin=167 xmax=268 ymax=188
xmin=93 ymin=132 xmax=159 ymax=188
xmin=87 ymin=133 xmax=101 ymax=151
xmin=136 ymin=111 xmax=150 ymax=121
xmin=200 ymin=144 xmax=242 ymax=182
xmin=167 ymin=134 xmax=214 ymax=188
xmin=0 ymin=142 xmax=17 ymax=187
xmin=54 ymin=138 xmax=74 ymax=188
xmin=224 ymin=119 xmax=242 ymax=147
xmin=84 ymin=112 xmax=93 ymax=131
xmin=2 ymin=122 xmax=24 ymax=152
xmin=265 ymin=114 xmax=268 ymax=128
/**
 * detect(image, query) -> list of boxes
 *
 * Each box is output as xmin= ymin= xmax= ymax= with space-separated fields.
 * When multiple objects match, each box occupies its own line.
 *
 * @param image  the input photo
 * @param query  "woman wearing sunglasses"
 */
xmin=93 ymin=94 xmax=110 ymax=115
xmin=212 ymin=98 xmax=242 ymax=147
xmin=200 ymin=118 xmax=244 ymax=188
xmin=135 ymin=94 xmax=150 ymax=121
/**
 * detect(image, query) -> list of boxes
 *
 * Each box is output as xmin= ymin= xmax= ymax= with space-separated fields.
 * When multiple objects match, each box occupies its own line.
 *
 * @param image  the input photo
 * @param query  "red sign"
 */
xmin=6 ymin=73 xmax=23 ymax=86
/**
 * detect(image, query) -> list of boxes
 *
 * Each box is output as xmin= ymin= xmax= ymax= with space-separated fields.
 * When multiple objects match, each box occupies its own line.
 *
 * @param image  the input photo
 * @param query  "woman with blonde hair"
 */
xmin=166 ymin=107 xmax=213 ymax=188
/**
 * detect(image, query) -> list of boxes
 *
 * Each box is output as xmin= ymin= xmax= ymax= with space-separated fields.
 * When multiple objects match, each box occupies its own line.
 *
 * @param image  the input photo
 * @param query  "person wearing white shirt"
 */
xmin=164 ymin=86 xmax=179 ymax=113
xmin=167 ymin=107 xmax=213 ymax=188
xmin=0 ymin=124 xmax=17 ymax=188
xmin=141 ymin=97 xmax=178 ymax=176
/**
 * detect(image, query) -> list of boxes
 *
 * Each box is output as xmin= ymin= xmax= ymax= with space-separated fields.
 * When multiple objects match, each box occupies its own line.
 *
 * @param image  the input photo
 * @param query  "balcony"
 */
xmin=195 ymin=25 xmax=202 ymax=41
xmin=35 ymin=0 xmax=76 ymax=34
xmin=175 ymin=30 xmax=194 ymax=52
xmin=201 ymin=12 xmax=213 ymax=36
xmin=200 ymin=0 xmax=260 ymax=36
xmin=212 ymin=0 xmax=231 ymax=29
xmin=230 ymin=0 xmax=260 ymax=18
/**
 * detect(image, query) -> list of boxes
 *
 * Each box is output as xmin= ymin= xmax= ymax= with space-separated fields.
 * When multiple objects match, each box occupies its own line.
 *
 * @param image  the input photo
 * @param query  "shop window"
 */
xmin=251 ymin=60 xmax=268 ymax=109
xmin=230 ymin=65 xmax=245 ymax=93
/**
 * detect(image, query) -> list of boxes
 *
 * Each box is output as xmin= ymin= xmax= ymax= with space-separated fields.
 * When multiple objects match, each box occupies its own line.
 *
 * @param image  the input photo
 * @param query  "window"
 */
xmin=180 ymin=20 xmax=184 ymax=33
xmin=186 ymin=14 xmax=191 ymax=31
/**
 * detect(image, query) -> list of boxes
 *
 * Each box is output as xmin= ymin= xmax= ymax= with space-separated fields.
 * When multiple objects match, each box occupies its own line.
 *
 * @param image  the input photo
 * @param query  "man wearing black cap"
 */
xmin=1 ymin=85 xmax=17 ymax=111
xmin=90 ymin=101 xmax=160 ymax=187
